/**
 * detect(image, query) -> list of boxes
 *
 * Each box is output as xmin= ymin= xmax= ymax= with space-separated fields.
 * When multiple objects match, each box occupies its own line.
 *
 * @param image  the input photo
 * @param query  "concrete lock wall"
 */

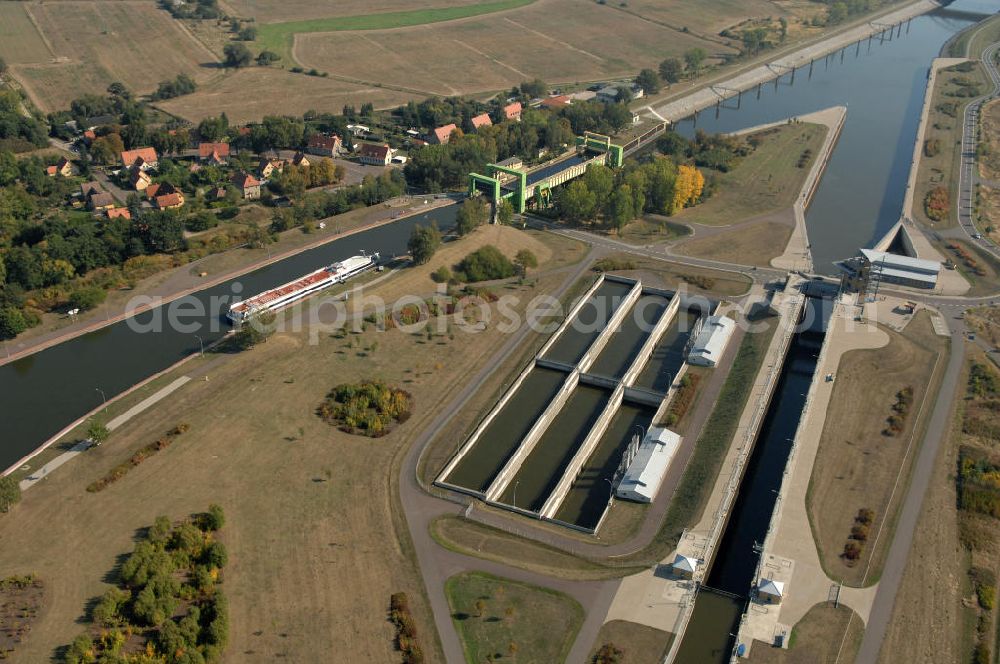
xmin=621 ymin=293 xmax=681 ymax=388
xmin=577 ymin=278 xmax=644 ymax=374
xmin=538 ymin=383 xmax=626 ymax=520
xmin=436 ymin=275 xmax=607 ymax=492
xmin=483 ymin=368 xmax=581 ymax=503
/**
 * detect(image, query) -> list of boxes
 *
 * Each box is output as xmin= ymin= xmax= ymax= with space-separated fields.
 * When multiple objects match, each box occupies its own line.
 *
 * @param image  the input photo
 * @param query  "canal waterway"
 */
xmin=1 ymin=207 xmax=458 ymax=470
xmin=541 ymin=279 xmax=634 ymax=365
xmin=673 ymin=0 xmax=990 ymax=273
xmin=673 ymin=297 xmax=826 ymax=663
xmin=587 ymin=294 xmax=670 ymax=379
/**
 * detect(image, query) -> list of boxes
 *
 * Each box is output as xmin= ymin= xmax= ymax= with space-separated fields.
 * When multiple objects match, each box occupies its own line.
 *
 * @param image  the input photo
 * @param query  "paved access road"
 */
xmin=952 ymin=41 xmax=1000 ymax=256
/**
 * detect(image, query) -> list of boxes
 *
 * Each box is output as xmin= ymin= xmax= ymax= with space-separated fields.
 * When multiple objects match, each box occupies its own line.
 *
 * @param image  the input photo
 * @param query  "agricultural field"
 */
xmin=0 ymin=225 xmax=576 ymax=662
xmin=10 ymin=1 xmax=217 ymax=113
xmin=224 ymin=0 xmax=506 ymax=26
xmin=295 ymin=0 xmax=729 ymax=98
xmin=807 ymin=312 xmax=945 ymax=587
xmin=155 ymin=67 xmax=420 ymax=123
xmin=0 ymin=3 xmax=52 ymax=65
xmin=622 ymin=0 xmax=824 ymax=39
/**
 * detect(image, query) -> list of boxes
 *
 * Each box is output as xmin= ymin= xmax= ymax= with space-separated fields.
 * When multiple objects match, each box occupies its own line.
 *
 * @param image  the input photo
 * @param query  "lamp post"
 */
xmin=95 ymin=387 xmax=107 ymax=411
xmin=194 ymin=334 xmax=204 ymax=356
xmin=512 ymin=480 xmax=520 ymax=509
xmin=603 ymin=477 xmax=615 ymax=509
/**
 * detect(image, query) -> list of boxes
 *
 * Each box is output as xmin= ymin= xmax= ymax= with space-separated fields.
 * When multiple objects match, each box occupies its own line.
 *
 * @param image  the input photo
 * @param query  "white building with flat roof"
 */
xmin=858 ymin=248 xmax=940 ymax=290
xmin=616 ymin=427 xmax=681 ymax=503
xmin=688 ymin=315 xmax=735 ymax=367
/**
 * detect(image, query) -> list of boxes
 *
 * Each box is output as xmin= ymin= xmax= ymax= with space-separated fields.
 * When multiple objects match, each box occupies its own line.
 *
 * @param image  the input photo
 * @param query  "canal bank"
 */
xmin=0 ymin=203 xmax=461 ymax=472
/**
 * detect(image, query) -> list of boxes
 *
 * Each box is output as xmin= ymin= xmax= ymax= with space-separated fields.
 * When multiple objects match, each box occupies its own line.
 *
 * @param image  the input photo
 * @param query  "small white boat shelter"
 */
xmin=688 ymin=315 xmax=735 ymax=367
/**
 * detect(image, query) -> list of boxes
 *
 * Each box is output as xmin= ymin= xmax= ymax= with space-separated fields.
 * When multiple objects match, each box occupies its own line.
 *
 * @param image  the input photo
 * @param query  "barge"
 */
xmin=227 ymin=252 xmax=379 ymax=323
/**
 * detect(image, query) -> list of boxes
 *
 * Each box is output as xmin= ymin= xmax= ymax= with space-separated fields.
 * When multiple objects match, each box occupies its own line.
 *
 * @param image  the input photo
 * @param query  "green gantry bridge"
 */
xmin=468 ymin=132 xmax=625 ymax=213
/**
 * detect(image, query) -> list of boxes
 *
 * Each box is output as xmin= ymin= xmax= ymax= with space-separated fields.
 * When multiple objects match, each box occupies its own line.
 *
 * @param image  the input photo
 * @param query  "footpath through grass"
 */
xmin=259 ymin=0 xmax=537 ymax=62
xmin=445 ymin=571 xmax=583 ymax=664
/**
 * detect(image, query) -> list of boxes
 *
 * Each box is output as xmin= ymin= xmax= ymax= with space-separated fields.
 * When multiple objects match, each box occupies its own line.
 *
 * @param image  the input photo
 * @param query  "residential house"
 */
xmin=130 ymin=168 xmax=153 ymax=191
xmin=231 ymin=171 xmax=262 ymax=200
xmin=106 ymin=207 xmax=132 ymax=220
xmin=46 ymin=158 xmax=73 ymax=177
xmin=81 ymin=181 xmax=104 ymax=198
xmin=306 ymin=134 xmax=342 ymax=157
xmin=431 ymin=123 xmax=458 ymax=145
xmin=82 ymin=129 xmax=96 ymax=143
xmin=198 ymin=142 xmax=230 ymax=164
xmin=120 ymin=147 xmax=159 ymax=170
xmin=539 ymin=95 xmax=571 ymax=110
xmin=291 ymin=152 xmax=311 ymax=167
xmin=258 ymin=158 xmax=284 ymax=179
xmin=154 ymin=192 xmax=185 ymax=210
xmin=470 ymin=113 xmax=492 ymax=131
xmin=358 ymin=143 xmax=393 ymax=166
xmin=144 ymin=182 xmax=178 ymax=200
xmin=503 ymin=101 xmax=522 ymax=122
xmin=88 ymin=192 xmax=115 ymax=211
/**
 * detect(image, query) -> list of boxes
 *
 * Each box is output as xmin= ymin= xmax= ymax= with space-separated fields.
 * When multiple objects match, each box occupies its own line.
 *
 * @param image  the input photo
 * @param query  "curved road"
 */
xmin=952 ymin=40 xmax=1000 ymax=255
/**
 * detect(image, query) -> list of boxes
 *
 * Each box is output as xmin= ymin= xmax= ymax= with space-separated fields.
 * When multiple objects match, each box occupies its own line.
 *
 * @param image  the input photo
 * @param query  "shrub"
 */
xmin=431 ymin=265 xmax=451 ymax=284
xmin=0 ymin=475 xmax=21 ymax=513
xmin=850 ymin=524 xmax=869 ymax=542
xmin=317 ymin=381 xmax=412 ymax=437
xmin=454 ymin=245 xmax=516 ymax=283
xmin=923 ymin=138 xmax=941 ymax=157
xmin=924 ymin=186 xmax=950 ymax=221
xmin=857 ymin=508 xmax=875 ymax=526
xmin=69 ymin=285 xmax=107 ymax=311
xmin=203 ymin=503 xmax=225 ymax=531
xmin=842 ymin=540 xmax=861 ymax=563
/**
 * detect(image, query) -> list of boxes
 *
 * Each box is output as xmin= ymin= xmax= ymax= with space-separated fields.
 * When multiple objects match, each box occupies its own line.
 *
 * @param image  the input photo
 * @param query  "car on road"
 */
xmin=973 ymin=232 xmax=983 ymax=240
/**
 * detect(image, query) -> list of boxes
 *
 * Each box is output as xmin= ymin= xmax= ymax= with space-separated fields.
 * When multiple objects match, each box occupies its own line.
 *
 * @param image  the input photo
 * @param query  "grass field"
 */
xmin=12 ymin=1 xmax=216 ymax=112
xmin=912 ymin=60 xmax=989 ymax=229
xmin=587 ymin=620 xmax=674 ymax=664
xmin=807 ymin=312 xmax=946 ymax=587
xmin=674 ymin=122 xmax=827 ymax=227
xmin=258 ymin=0 xmax=538 ymax=63
xmin=0 ymin=227 xmax=576 ymax=662
xmin=445 ymin=571 xmax=584 ymax=664
xmin=295 ymin=0 xmax=726 ymax=97
xmin=155 ymin=66 xmax=420 ymax=123
xmin=0 ymin=3 xmax=52 ymax=65
xmin=676 ymin=219 xmax=792 ymax=268
xmin=979 ymin=100 xmax=1000 ymax=182
xmin=747 ymin=603 xmax=864 ymax=664
xmin=224 ymin=0 xmax=493 ymax=24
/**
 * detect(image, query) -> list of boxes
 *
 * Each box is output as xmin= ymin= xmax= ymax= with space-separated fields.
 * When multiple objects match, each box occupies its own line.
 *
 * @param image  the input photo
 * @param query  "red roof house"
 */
xmin=431 ymin=123 xmax=458 ymax=145
xmin=120 ymin=147 xmax=159 ymax=169
xmin=471 ymin=113 xmax=492 ymax=130
xmin=306 ymin=134 xmax=343 ymax=157
xmin=197 ymin=142 xmax=231 ymax=162
xmin=503 ymin=102 xmax=522 ymax=121
xmin=358 ymin=143 xmax=393 ymax=166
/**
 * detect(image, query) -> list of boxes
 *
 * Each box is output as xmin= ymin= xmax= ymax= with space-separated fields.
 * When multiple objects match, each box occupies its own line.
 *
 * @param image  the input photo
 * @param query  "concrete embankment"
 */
xmin=644 ymin=0 xmax=938 ymax=124
xmin=660 ymin=283 xmax=807 ymax=664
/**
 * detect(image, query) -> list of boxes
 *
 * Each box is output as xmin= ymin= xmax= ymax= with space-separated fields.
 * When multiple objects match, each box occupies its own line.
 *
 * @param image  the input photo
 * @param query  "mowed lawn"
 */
xmin=586 ymin=620 xmax=673 ymax=664
xmin=676 ymin=218 xmax=793 ymax=268
xmin=807 ymin=312 xmax=946 ymax=587
xmin=259 ymin=0 xmax=538 ymax=62
xmin=674 ymin=122 xmax=828 ymax=227
xmin=295 ymin=0 xmax=728 ymax=97
xmin=746 ymin=603 xmax=864 ymax=664
xmin=0 ymin=229 xmax=575 ymax=662
xmin=12 ymin=1 xmax=217 ymax=112
xmin=156 ymin=67 xmax=420 ymax=123
xmin=445 ymin=571 xmax=583 ymax=663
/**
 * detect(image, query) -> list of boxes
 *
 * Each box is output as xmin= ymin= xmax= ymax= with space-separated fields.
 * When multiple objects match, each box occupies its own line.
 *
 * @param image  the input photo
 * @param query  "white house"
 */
xmin=671 ymin=553 xmax=698 ymax=579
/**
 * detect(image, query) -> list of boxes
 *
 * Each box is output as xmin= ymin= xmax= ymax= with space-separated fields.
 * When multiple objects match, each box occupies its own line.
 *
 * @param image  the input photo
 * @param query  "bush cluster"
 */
xmin=958 ymin=446 xmax=1000 ymax=518
xmin=681 ymin=273 xmax=716 ymax=290
xmin=947 ymin=242 xmax=988 ymax=277
xmin=593 ymin=642 xmax=625 ymax=664
xmin=923 ymin=138 xmax=941 ymax=158
xmin=882 ymin=386 xmax=913 ymax=436
xmin=592 ymin=258 xmax=636 ymax=273
xmin=924 ymin=186 xmax=950 ymax=221
xmin=317 ymin=381 xmax=412 ymax=437
xmin=64 ymin=506 xmax=228 ymax=663
xmin=453 ymin=245 xmax=516 ymax=283
xmin=664 ymin=373 xmax=699 ymax=427
xmin=86 ymin=424 xmax=189 ymax=492
xmin=841 ymin=508 xmax=875 ymax=566
xmin=390 ymin=593 xmax=424 ymax=664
